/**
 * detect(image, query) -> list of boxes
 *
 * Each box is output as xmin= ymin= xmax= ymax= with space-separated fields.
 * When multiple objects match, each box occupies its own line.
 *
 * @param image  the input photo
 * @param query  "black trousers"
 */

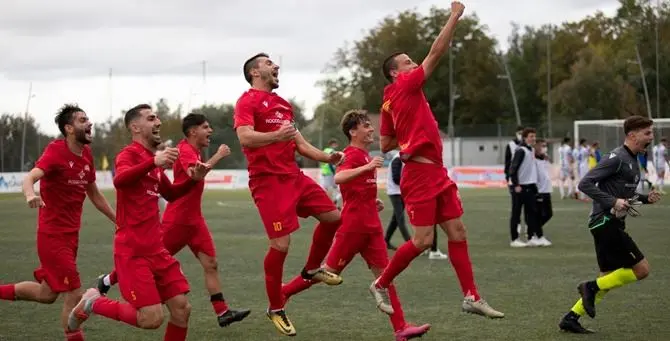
xmin=536 ymin=193 xmax=553 ymax=228
xmin=385 ymin=194 xmax=411 ymax=244
xmin=510 ymin=184 xmax=541 ymax=240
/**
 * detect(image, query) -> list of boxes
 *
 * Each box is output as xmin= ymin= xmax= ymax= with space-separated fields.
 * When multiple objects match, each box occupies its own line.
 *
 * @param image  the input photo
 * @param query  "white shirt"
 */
xmin=386 ymin=154 xmax=401 ymax=195
xmin=536 ymin=158 xmax=552 ymax=194
xmin=559 ymin=145 xmax=572 ymax=168
xmin=653 ymin=144 xmax=667 ymax=168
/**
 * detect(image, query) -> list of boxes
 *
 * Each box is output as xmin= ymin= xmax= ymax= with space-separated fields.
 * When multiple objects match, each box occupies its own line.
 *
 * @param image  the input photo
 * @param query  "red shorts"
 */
xmin=249 ymin=173 xmax=337 ymax=239
xmin=114 ymin=250 xmax=190 ymax=309
xmin=34 ymin=232 xmax=80 ymax=293
xmin=400 ymin=162 xmax=463 ymax=227
xmin=324 ymin=230 xmax=388 ymax=272
xmin=162 ymin=219 xmax=216 ymax=258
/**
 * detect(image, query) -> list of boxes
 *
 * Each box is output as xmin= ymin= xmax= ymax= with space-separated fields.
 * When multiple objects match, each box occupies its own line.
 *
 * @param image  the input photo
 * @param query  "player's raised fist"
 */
xmin=275 ymin=122 xmax=297 ymax=141
xmin=648 ymin=190 xmax=662 ymax=204
xmin=216 ymin=144 xmax=231 ymax=158
xmin=376 ymin=198 xmax=385 ymax=212
xmin=155 ymin=147 xmax=178 ymax=168
xmin=188 ymin=161 xmax=212 ymax=181
xmin=451 ymin=1 xmax=465 ymax=16
xmin=329 ymin=151 xmax=345 ymax=166
xmin=367 ymin=156 xmax=384 ymax=169
xmin=26 ymin=195 xmax=45 ymax=208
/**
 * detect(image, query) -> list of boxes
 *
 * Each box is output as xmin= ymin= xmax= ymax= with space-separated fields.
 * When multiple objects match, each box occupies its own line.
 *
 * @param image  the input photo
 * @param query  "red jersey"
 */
xmin=34 ymin=139 xmax=96 ymax=234
xmin=337 ymin=146 xmax=381 ymax=233
xmin=380 ymin=66 xmax=443 ymax=165
xmin=113 ymin=141 xmax=195 ymax=256
xmin=233 ymin=88 xmax=300 ymax=177
xmin=161 ymin=139 xmax=205 ymax=225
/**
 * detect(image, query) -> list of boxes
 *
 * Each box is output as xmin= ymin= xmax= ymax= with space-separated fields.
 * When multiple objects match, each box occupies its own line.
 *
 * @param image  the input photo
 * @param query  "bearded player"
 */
xmin=95 ymin=113 xmax=251 ymax=328
xmin=0 ymin=104 xmax=116 ymax=341
xmin=281 ymin=110 xmax=432 ymax=341
xmin=369 ymin=2 xmax=504 ymax=318
xmin=68 ymin=104 xmax=210 ymax=341
xmin=235 ymin=53 xmax=344 ymax=336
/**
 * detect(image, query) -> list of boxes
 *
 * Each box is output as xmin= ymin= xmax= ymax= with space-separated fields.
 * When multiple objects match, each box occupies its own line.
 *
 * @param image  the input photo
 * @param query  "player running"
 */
xmin=95 ymin=113 xmax=251 ymax=328
xmin=67 ymin=104 xmax=210 ymax=341
xmin=234 ymin=53 xmax=344 ymax=336
xmin=559 ymin=115 xmax=661 ymax=334
xmin=281 ymin=110 xmax=431 ymax=341
xmin=0 ymin=104 xmax=115 ymax=341
xmin=652 ymin=138 xmax=667 ymax=193
xmin=370 ymin=1 xmax=504 ymax=319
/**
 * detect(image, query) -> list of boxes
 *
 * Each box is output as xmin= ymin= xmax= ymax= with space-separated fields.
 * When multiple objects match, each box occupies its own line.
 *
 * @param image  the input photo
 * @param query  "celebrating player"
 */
xmin=67 ymin=104 xmax=210 ymax=341
xmin=95 ymin=113 xmax=251 ymax=328
xmin=0 ymin=104 xmax=115 ymax=341
xmin=370 ymin=1 xmax=504 ymax=318
xmin=281 ymin=110 xmax=432 ymax=341
xmin=559 ymin=116 xmax=661 ymax=334
xmin=234 ymin=52 xmax=344 ymax=336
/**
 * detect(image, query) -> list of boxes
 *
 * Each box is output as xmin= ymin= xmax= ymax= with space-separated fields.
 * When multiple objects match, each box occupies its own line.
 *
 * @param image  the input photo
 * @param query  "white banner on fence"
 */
xmin=1 ymin=165 xmax=667 ymax=194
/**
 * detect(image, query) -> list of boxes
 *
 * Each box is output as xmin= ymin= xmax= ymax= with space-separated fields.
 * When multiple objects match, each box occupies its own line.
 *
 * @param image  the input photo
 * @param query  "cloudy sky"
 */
xmin=0 ymin=0 xmax=619 ymax=136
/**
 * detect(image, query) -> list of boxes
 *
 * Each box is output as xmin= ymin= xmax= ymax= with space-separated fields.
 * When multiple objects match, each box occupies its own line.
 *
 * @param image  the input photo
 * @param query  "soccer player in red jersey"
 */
xmin=0 ymin=104 xmax=115 ymax=341
xmin=282 ymin=110 xmax=432 ymax=341
xmin=96 ymin=113 xmax=251 ymax=327
xmin=67 ymin=104 xmax=210 ymax=341
xmin=369 ymin=1 xmax=504 ymax=318
xmin=235 ymin=53 xmax=344 ymax=336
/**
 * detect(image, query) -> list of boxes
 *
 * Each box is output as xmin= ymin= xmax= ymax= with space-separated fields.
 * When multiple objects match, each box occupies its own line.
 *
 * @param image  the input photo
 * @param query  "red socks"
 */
xmin=304 ymin=220 xmax=340 ymax=271
xmin=0 ymin=284 xmax=16 ymax=301
xmin=448 ymin=240 xmax=480 ymax=300
xmin=164 ymin=322 xmax=188 ymax=341
xmin=376 ymin=241 xmax=423 ymax=288
xmin=91 ymin=296 xmax=139 ymax=326
xmin=210 ymin=293 xmax=229 ymax=316
xmin=283 ymin=275 xmax=316 ymax=299
xmin=387 ymin=284 xmax=406 ymax=332
xmin=65 ymin=329 xmax=85 ymax=341
xmin=264 ymin=247 xmax=288 ymax=311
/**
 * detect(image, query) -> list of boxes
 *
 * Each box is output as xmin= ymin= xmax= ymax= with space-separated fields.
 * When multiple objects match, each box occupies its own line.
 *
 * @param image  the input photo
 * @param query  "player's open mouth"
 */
xmin=85 ymin=128 xmax=92 ymax=138
xmin=206 ymin=134 xmax=211 ymax=142
xmin=152 ymin=129 xmax=160 ymax=137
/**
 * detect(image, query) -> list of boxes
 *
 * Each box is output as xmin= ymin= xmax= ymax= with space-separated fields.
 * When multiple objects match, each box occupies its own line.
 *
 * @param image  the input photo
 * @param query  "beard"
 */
xmin=74 ymin=129 xmax=91 ymax=145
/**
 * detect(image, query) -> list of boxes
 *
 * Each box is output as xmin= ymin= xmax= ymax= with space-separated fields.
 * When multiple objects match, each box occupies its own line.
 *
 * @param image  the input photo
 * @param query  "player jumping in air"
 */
xmin=96 ymin=113 xmax=251 ymax=328
xmin=559 ymin=115 xmax=661 ymax=334
xmin=234 ymin=53 xmax=345 ymax=336
xmin=0 ymin=104 xmax=116 ymax=341
xmin=68 ymin=104 xmax=211 ymax=341
xmin=370 ymin=1 xmax=504 ymax=318
xmin=281 ymin=110 xmax=432 ymax=341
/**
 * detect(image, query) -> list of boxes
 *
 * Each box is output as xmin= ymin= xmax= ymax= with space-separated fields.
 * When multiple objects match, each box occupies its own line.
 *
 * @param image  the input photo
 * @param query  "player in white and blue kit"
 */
xmin=652 ymin=138 xmax=667 ymax=194
xmin=573 ymin=138 xmax=590 ymax=200
xmin=558 ymin=137 xmax=574 ymax=199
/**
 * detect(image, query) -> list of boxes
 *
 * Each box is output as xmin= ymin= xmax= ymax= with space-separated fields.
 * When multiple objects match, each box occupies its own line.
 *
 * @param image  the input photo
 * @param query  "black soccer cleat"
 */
xmin=218 ymin=308 xmax=251 ymax=327
xmin=577 ymin=281 xmax=598 ymax=318
xmin=96 ymin=274 xmax=111 ymax=296
xmin=559 ymin=312 xmax=595 ymax=334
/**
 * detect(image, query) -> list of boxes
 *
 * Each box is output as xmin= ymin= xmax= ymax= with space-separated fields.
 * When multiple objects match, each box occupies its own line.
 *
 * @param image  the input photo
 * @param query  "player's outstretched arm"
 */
xmin=578 ymin=155 xmax=620 ymax=209
xmin=159 ymin=161 xmax=210 ymax=202
xmin=421 ymin=1 xmax=465 ymax=78
xmin=22 ymin=168 xmax=46 ymax=208
xmin=335 ymin=156 xmax=383 ymax=185
xmin=86 ymin=182 xmax=116 ymax=224
xmin=205 ymin=144 xmax=231 ymax=167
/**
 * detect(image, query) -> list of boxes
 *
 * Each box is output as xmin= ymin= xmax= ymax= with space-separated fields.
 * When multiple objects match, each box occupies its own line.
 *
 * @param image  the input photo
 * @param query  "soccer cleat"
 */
xmin=577 ymin=282 xmax=597 ymax=318
xmin=395 ymin=323 xmax=431 ymax=341
xmin=301 ymin=268 xmax=342 ymax=286
xmin=369 ymin=280 xmax=394 ymax=314
xmin=266 ymin=309 xmax=296 ymax=336
xmin=509 ymin=239 xmax=527 ymax=248
xmin=462 ymin=296 xmax=505 ymax=318
xmin=559 ymin=312 xmax=595 ymax=334
xmin=96 ymin=274 xmax=111 ymax=295
xmin=428 ymin=250 xmax=448 ymax=260
xmin=218 ymin=308 xmax=251 ymax=327
xmin=68 ymin=288 xmax=100 ymax=331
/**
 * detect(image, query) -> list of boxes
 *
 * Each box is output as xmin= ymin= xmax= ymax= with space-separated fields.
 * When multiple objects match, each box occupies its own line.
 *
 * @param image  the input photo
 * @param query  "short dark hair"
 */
xmin=243 ymin=53 xmax=269 ymax=84
xmin=579 ymin=138 xmax=587 ymax=145
xmin=54 ymin=104 xmax=84 ymax=136
xmin=660 ymin=137 xmax=666 ymax=143
xmin=522 ymin=127 xmax=536 ymax=138
xmin=591 ymin=141 xmax=600 ymax=147
xmin=124 ymin=104 xmax=152 ymax=128
xmin=340 ymin=109 xmax=370 ymax=140
xmin=182 ymin=113 xmax=208 ymax=136
xmin=516 ymin=125 xmax=525 ymax=132
xmin=623 ymin=115 xmax=653 ymax=135
xmin=562 ymin=137 xmax=571 ymax=144
xmin=382 ymin=52 xmax=404 ymax=83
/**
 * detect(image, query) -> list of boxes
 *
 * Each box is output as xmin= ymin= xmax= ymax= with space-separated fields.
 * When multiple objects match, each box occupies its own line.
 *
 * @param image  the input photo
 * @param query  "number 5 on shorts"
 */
xmin=273 ymin=222 xmax=283 ymax=232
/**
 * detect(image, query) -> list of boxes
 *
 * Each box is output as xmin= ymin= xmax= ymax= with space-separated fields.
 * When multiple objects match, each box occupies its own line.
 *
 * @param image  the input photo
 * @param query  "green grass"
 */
xmin=1 ymin=188 xmax=669 ymax=341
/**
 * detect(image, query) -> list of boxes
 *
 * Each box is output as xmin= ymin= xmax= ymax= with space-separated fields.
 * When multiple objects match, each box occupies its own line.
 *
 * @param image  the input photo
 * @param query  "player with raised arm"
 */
xmin=281 ymin=110 xmax=431 ymax=341
xmin=95 ymin=113 xmax=251 ymax=328
xmin=234 ymin=53 xmax=344 ymax=336
xmin=558 ymin=115 xmax=661 ymax=334
xmin=0 ymin=104 xmax=115 ymax=341
xmin=67 ymin=104 xmax=210 ymax=341
xmin=370 ymin=1 xmax=504 ymax=318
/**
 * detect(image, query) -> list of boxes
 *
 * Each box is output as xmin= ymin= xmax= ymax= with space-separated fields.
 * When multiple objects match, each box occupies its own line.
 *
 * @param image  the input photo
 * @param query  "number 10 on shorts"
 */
xmin=273 ymin=222 xmax=283 ymax=232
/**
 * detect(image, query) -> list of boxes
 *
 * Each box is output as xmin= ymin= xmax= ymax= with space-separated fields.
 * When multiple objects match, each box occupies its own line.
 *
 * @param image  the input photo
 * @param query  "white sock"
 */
xmin=103 ymin=275 xmax=111 ymax=286
xmin=559 ymin=183 xmax=565 ymax=197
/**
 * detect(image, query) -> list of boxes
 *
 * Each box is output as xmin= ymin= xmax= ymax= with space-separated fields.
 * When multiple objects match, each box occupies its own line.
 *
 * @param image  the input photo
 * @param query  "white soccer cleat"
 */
xmin=510 ymin=239 xmax=527 ymax=248
xmin=428 ymin=250 xmax=448 ymax=260
xmin=462 ymin=295 xmax=505 ymax=318
xmin=369 ymin=280 xmax=394 ymax=315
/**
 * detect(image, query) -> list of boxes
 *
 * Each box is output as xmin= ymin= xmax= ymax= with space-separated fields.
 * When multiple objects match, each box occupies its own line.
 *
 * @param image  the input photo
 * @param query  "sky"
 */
xmin=0 ymin=0 xmax=620 ymax=136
